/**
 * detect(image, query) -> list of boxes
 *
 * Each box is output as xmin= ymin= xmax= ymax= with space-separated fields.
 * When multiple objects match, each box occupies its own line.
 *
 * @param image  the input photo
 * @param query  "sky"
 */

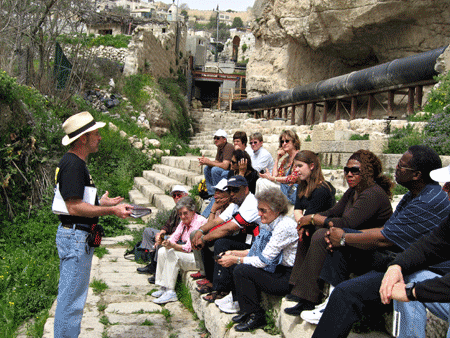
xmin=157 ymin=0 xmax=255 ymax=12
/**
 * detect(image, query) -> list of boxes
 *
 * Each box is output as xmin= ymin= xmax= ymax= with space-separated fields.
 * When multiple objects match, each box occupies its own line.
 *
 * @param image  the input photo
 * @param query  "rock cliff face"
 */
xmin=247 ymin=0 xmax=450 ymax=97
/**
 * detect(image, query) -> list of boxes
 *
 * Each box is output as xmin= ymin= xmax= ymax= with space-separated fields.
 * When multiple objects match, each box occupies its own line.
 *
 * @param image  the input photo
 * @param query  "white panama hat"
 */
xmin=62 ymin=111 xmax=106 ymax=146
xmin=430 ymin=165 xmax=450 ymax=183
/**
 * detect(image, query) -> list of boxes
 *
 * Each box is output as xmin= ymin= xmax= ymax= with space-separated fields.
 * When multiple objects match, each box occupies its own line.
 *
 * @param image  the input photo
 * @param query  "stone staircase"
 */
xmin=126 ymin=109 xmax=400 ymax=338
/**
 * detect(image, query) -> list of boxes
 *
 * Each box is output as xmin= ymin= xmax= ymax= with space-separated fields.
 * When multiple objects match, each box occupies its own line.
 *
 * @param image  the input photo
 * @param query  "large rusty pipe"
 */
xmin=232 ymin=46 xmax=447 ymax=112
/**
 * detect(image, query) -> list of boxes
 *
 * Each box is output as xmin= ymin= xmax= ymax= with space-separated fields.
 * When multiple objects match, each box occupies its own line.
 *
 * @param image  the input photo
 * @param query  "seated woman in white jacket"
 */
xmin=151 ymin=196 xmax=207 ymax=304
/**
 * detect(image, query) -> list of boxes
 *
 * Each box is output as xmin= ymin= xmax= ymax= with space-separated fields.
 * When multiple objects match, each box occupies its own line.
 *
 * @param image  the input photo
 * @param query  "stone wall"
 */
xmin=123 ymin=23 xmax=187 ymax=78
xmin=247 ymin=0 xmax=450 ymax=98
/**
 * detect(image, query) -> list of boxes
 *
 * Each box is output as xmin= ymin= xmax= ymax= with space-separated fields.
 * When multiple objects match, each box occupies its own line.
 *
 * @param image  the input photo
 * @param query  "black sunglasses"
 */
xmin=214 ymin=136 xmax=222 ymax=140
xmin=228 ymin=186 xmax=241 ymax=193
xmin=281 ymin=139 xmax=291 ymax=144
xmin=344 ymin=166 xmax=361 ymax=175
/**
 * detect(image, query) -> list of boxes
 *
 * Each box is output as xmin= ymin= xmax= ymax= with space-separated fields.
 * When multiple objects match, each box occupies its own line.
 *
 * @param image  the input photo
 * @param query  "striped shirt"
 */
xmin=381 ymin=183 xmax=450 ymax=251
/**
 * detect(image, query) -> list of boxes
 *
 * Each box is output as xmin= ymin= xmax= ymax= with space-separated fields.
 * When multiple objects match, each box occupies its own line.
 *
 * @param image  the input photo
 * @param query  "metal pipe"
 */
xmin=232 ymin=46 xmax=447 ymax=112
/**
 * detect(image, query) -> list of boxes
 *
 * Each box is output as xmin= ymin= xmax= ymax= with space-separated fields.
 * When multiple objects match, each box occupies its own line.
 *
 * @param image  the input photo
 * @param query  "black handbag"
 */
xmin=124 ymin=241 xmax=154 ymax=262
xmin=86 ymin=224 xmax=105 ymax=248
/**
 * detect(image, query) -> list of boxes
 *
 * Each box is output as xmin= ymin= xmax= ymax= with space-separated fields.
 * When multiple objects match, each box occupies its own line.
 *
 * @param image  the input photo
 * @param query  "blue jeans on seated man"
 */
xmin=204 ymin=166 xmax=229 ymax=196
xmin=54 ymin=224 xmax=94 ymax=338
xmin=394 ymin=270 xmax=450 ymax=338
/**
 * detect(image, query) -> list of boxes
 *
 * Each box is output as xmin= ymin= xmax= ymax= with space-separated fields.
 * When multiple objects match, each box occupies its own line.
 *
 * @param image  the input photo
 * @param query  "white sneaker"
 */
xmin=218 ymin=300 xmax=240 ymax=314
xmin=301 ymin=305 xmax=326 ymax=324
xmin=215 ymin=292 xmax=232 ymax=307
xmin=151 ymin=288 xmax=166 ymax=298
xmin=153 ymin=290 xmax=177 ymax=304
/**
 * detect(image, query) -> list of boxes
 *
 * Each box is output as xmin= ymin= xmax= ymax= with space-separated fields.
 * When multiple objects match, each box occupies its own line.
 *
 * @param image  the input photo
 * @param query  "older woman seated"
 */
xmin=151 ymin=196 xmax=207 ymax=304
xmin=216 ymin=187 xmax=298 ymax=331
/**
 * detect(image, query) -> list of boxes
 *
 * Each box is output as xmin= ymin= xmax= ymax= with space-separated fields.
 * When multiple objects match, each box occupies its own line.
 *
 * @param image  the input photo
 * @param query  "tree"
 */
xmin=231 ymin=17 xmax=244 ymax=29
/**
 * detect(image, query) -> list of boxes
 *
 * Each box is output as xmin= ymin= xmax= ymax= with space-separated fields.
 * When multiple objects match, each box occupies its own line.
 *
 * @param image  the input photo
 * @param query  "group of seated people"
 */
xmin=135 ymin=129 xmax=450 ymax=337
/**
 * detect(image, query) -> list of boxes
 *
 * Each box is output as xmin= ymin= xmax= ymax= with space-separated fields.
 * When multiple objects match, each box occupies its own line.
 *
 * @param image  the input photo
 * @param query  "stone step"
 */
xmin=161 ymin=155 xmax=204 ymax=175
xmin=200 ymin=149 xmax=216 ymax=157
xmin=153 ymin=164 xmax=204 ymax=187
xmin=134 ymin=176 xmax=176 ymax=211
xmin=128 ymin=189 xmax=151 ymax=207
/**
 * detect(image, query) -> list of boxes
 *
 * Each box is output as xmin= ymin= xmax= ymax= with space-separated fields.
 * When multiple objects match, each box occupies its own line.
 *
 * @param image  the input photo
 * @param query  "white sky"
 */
xmin=156 ymin=0 xmax=255 ymax=12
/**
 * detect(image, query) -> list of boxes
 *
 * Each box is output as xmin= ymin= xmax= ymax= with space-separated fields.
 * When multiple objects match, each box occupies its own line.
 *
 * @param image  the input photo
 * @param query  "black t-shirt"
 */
xmin=294 ymin=181 xmax=336 ymax=215
xmin=55 ymin=152 xmax=99 ymax=225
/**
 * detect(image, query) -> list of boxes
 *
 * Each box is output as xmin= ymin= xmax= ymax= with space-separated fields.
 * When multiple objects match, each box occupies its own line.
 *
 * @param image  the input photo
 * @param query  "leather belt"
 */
xmin=61 ymin=224 xmax=91 ymax=232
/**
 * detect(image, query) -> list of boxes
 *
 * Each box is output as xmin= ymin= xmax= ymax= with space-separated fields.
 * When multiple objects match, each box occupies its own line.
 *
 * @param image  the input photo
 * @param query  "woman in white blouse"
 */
xmin=151 ymin=196 xmax=207 ymax=304
xmin=217 ymin=187 xmax=298 ymax=332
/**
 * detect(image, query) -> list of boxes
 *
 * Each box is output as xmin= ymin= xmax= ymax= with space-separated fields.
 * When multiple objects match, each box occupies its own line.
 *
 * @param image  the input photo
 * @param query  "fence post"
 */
xmin=323 ymin=101 xmax=328 ymax=122
xmin=367 ymin=94 xmax=374 ymax=119
xmin=336 ymin=100 xmax=341 ymax=120
xmin=302 ymin=104 xmax=307 ymax=125
xmin=291 ymin=105 xmax=296 ymax=125
xmin=350 ymin=97 xmax=357 ymax=120
xmin=407 ymin=87 xmax=415 ymax=115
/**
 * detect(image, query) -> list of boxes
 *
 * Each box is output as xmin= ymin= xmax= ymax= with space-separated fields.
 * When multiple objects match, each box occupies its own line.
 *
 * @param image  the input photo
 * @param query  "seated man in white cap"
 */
xmin=198 ymin=129 xmax=234 ymax=198
xmin=137 ymin=185 xmax=189 ymax=275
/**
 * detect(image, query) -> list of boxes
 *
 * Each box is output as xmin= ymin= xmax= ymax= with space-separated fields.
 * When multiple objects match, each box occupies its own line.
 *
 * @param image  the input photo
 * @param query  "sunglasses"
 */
xmin=396 ymin=163 xmax=415 ymax=171
xmin=214 ymin=136 xmax=222 ymax=140
xmin=281 ymin=139 xmax=291 ymax=144
xmin=172 ymin=193 xmax=184 ymax=198
xmin=228 ymin=186 xmax=242 ymax=193
xmin=250 ymin=141 xmax=259 ymax=145
xmin=344 ymin=166 xmax=361 ymax=175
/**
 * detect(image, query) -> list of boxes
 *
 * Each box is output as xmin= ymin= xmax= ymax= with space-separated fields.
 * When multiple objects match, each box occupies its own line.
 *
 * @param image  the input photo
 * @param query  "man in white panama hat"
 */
xmin=54 ymin=111 xmax=132 ymax=337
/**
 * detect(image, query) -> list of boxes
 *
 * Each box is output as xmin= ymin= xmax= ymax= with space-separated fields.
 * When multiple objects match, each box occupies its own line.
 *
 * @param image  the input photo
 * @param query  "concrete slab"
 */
xmin=105 ymin=302 xmax=161 ymax=314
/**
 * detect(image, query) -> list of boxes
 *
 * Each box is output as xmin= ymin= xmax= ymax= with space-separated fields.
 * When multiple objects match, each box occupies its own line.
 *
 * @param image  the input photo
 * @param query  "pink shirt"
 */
xmin=169 ymin=213 xmax=207 ymax=252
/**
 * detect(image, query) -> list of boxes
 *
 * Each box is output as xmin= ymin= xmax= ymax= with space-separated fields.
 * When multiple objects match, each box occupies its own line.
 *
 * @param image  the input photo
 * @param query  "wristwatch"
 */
xmin=339 ymin=233 xmax=346 ymax=246
xmin=405 ymin=282 xmax=417 ymax=301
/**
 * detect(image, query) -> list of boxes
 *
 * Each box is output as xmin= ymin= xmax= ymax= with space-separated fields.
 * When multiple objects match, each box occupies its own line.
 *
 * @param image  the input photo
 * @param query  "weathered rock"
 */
xmin=248 ymin=0 xmax=450 ymax=97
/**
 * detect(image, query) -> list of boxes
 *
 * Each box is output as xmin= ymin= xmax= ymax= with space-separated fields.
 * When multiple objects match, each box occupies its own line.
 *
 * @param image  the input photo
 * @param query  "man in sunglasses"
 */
xmin=136 ymin=185 xmax=188 ymax=275
xmin=309 ymin=145 xmax=450 ymax=338
xmin=191 ymin=176 xmax=260 ymax=297
xmin=199 ymin=129 xmax=234 ymax=198
xmin=249 ymin=132 xmax=274 ymax=174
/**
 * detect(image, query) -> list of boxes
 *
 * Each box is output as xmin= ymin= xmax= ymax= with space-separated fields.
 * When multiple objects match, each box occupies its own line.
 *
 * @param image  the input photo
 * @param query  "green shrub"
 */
xmin=384 ymin=124 xmax=424 ymax=154
xmin=304 ymin=135 xmax=312 ymax=142
xmin=349 ymin=133 xmax=369 ymax=141
xmin=423 ymin=110 xmax=450 ymax=155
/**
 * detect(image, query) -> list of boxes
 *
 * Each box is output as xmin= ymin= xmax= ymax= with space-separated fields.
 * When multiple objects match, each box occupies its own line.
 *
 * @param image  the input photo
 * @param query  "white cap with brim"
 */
xmin=430 ymin=165 xmax=450 ymax=183
xmin=213 ymin=178 xmax=228 ymax=191
xmin=171 ymin=185 xmax=189 ymax=194
xmin=62 ymin=111 xmax=106 ymax=146
xmin=214 ymin=129 xmax=227 ymax=138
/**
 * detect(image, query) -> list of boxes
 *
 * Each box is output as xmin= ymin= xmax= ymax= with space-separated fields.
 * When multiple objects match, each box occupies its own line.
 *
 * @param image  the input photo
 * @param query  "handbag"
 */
xmin=124 ymin=241 xmax=153 ymax=262
xmin=86 ymin=224 xmax=104 ymax=247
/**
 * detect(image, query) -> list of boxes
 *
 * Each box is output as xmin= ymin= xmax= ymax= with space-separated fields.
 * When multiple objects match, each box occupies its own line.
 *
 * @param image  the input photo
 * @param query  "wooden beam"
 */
xmin=302 ymin=104 xmax=307 ymax=125
xmin=367 ymin=94 xmax=374 ymax=119
xmin=323 ymin=101 xmax=328 ymax=122
xmin=311 ymin=103 xmax=316 ymax=125
xmin=415 ymin=85 xmax=423 ymax=109
xmin=336 ymin=100 xmax=341 ymax=120
xmin=407 ymin=87 xmax=415 ymax=115
xmin=350 ymin=97 xmax=357 ymax=120
xmin=387 ymin=90 xmax=395 ymax=115
xmin=291 ymin=105 xmax=296 ymax=125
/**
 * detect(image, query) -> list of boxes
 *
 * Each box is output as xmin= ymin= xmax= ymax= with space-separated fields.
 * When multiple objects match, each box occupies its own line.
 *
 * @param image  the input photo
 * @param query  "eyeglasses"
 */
xmin=250 ymin=141 xmax=259 ymax=145
xmin=228 ymin=186 xmax=241 ymax=193
xmin=172 ymin=193 xmax=183 ymax=198
xmin=396 ymin=163 xmax=416 ymax=171
xmin=344 ymin=166 xmax=361 ymax=175
xmin=281 ymin=139 xmax=291 ymax=144
xmin=214 ymin=136 xmax=222 ymax=140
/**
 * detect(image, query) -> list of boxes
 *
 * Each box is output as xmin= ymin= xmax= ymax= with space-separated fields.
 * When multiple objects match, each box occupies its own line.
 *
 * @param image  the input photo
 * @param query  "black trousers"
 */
xmin=212 ymin=237 xmax=249 ymax=292
xmin=234 ymin=264 xmax=292 ymax=315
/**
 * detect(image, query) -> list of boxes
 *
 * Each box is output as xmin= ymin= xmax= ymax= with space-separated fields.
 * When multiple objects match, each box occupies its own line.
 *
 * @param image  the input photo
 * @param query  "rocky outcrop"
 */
xmin=247 ymin=0 xmax=450 ymax=97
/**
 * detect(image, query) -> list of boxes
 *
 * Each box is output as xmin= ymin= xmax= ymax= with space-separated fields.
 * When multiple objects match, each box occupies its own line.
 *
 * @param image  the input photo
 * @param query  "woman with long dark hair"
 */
xmin=285 ymin=149 xmax=394 ymax=318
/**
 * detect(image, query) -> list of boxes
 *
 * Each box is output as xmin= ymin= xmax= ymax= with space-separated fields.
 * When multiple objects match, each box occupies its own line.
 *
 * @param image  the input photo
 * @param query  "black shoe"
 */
xmin=148 ymin=275 xmax=155 ymax=284
xmin=137 ymin=264 xmax=156 ymax=275
xmin=285 ymin=294 xmax=302 ymax=302
xmin=235 ymin=313 xmax=266 ymax=332
xmin=232 ymin=313 xmax=249 ymax=323
xmin=284 ymin=299 xmax=316 ymax=316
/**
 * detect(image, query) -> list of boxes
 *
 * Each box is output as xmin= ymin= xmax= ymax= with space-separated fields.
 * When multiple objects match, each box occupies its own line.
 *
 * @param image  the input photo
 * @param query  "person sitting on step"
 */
xmin=248 ymin=132 xmax=274 ymax=174
xmin=136 ymin=185 xmax=188 ymax=275
xmin=149 ymin=196 xmax=207 ymax=304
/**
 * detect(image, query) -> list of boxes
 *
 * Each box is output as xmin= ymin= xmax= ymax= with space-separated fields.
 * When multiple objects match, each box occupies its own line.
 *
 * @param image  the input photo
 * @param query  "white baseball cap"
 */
xmin=213 ymin=178 xmax=228 ymax=191
xmin=430 ymin=165 xmax=450 ymax=183
xmin=214 ymin=129 xmax=227 ymax=138
xmin=171 ymin=185 xmax=188 ymax=194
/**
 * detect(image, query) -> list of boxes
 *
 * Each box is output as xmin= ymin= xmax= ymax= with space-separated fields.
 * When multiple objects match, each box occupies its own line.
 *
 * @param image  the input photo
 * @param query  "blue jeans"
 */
xmin=204 ymin=166 xmax=229 ymax=195
xmin=54 ymin=224 xmax=94 ymax=338
xmin=394 ymin=270 xmax=450 ymax=338
xmin=201 ymin=197 xmax=215 ymax=218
